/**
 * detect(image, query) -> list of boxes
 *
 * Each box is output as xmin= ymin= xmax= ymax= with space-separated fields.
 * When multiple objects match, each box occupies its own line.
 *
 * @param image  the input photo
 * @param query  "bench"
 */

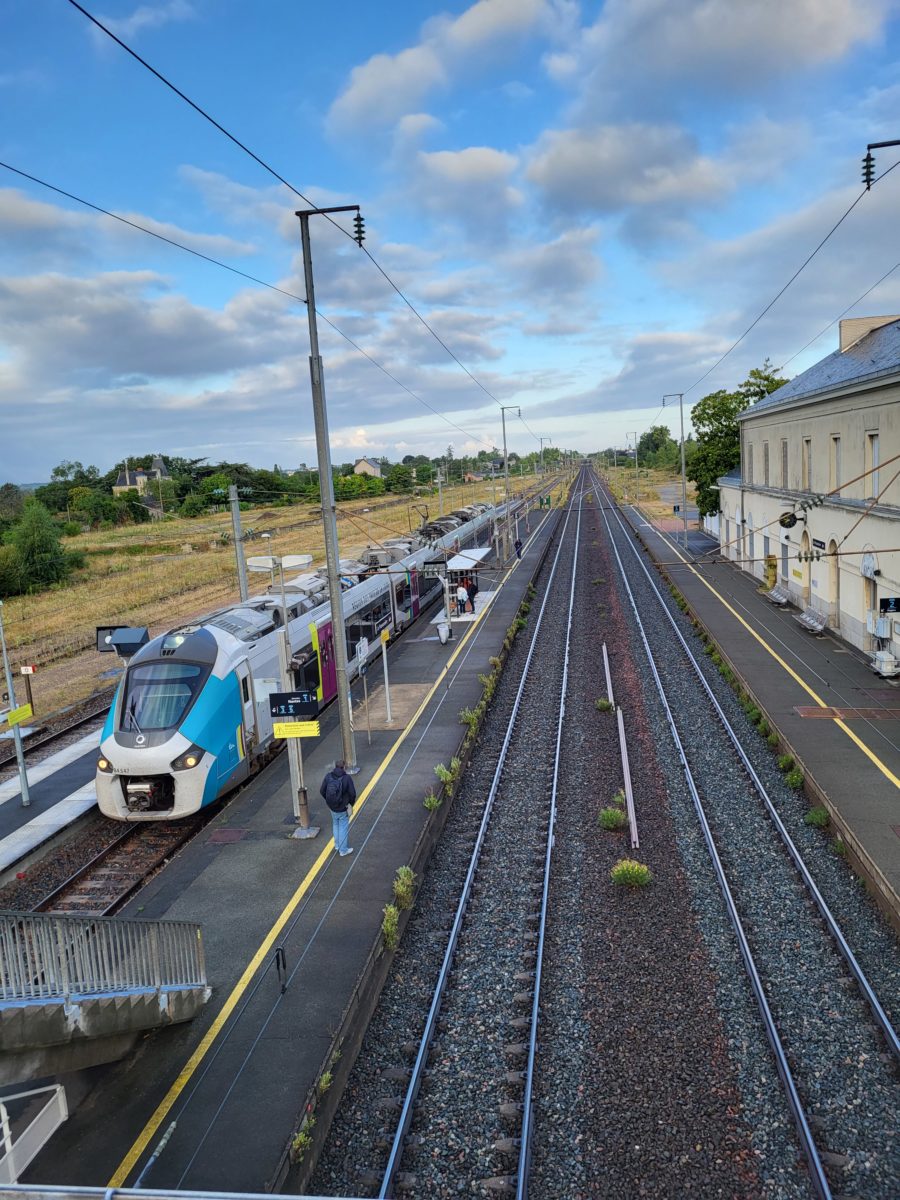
xmin=765 ymin=586 xmax=790 ymax=606
xmin=794 ymin=609 xmax=827 ymax=635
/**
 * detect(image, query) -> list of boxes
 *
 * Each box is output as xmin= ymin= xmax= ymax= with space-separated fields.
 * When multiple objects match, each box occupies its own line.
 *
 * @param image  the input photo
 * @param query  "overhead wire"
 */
xmin=65 ymin=0 xmax=536 ymax=437
xmin=0 ymin=160 xmax=495 ymax=450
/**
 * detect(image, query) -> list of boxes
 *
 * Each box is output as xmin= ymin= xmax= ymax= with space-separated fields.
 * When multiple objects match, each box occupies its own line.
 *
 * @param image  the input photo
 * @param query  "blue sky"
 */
xmin=2 ymin=0 xmax=900 ymax=481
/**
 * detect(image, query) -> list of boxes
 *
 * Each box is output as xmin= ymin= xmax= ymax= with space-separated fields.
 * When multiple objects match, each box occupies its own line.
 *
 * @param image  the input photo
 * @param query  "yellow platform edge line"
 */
xmin=110 ymin=565 xmax=515 ymax=1186
xmin=657 ymin=524 xmax=900 ymax=792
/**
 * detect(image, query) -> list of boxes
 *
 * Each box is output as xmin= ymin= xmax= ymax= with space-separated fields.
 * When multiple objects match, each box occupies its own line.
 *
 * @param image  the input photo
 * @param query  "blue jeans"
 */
xmin=331 ymin=808 xmax=350 ymax=853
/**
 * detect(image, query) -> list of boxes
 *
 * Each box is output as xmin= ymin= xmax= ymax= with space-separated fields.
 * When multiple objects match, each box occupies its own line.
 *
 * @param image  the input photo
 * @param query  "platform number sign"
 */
xmin=879 ymin=597 xmax=900 ymax=614
xmin=269 ymin=690 xmax=318 ymax=719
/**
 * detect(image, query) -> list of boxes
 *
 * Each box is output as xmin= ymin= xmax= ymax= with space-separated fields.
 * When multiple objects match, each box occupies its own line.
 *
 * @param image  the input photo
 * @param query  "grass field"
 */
xmin=602 ymin=464 xmax=697 ymax=521
xmin=5 ymin=475 xmax=562 ymax=717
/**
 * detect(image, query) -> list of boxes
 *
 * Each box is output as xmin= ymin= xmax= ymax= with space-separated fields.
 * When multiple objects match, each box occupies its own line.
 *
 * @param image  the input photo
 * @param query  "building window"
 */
xmin=781 ymin=539 xmax=788 ymax=580
xmin=763 ymin=442 xmax=769 ymax=486
xmin=866 ymin=432 xmax=879 ymax=499
xmin=781 ymin=440 xmax=788 ymax=489
xmin=746 ymin=443 xmax=754 ymax=485
xmin=830 ymin=436 xmax=841 ymax=496
xmin=802 ymin=438 xmax=811 ymax=491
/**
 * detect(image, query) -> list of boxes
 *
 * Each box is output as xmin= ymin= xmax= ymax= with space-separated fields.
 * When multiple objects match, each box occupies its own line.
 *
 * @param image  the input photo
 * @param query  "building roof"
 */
xmin=354 ymin=457 xmax=382 ymax=470
xmin=746 ymin=317 xmax=900 ymax=417
xmin=114 ymin=468 xmax=146 ymax=487
xmin=717 ymin=466 xmax=742 ymax=487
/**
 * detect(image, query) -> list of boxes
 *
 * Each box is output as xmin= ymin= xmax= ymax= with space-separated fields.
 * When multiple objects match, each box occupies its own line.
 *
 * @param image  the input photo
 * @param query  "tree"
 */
xmin=9 ymin=500 xmax=69 ymax=589
xmin=688 ymin=361 xmax=787 ymax=517
xmin=638 ymin=425 xmax=678 ymax=468
xmin=0 ymin=483 xmax=24 ymax=522
xmin=385 ymin=464 xmax=413 ymax=493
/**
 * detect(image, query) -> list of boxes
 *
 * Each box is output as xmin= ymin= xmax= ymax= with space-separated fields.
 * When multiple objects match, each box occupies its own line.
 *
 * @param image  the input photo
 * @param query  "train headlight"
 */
xmin=97 ymin=756 xmax=114 ymax=773
xmin=170 ymin=744 xmax=205 ymax=771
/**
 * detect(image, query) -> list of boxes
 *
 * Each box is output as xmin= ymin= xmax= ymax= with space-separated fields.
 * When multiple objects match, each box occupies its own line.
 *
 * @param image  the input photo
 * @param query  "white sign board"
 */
xmin=356 ymin=637 xmax=369 ymax=663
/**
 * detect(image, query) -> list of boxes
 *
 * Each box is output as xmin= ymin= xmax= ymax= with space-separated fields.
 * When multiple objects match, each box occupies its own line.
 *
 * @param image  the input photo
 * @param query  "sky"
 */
xmin=2 ymin=0 xmax=900 ymax=483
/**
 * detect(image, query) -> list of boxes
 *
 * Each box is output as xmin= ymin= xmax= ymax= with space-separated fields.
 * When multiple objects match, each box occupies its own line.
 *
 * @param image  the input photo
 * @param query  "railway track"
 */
xmin=372 ymin=487 xmax=581 ymax=1198
xmin=591 ymin=469 xmax=900 ymax=1200
xmin=0 ymin=696 xmax=112 ymax=771
xmin=34 ymin=818 xmax=203 ymax=915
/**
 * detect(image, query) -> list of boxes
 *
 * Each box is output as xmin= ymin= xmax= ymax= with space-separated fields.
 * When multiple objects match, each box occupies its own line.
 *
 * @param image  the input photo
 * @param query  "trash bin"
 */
xmin=437 ymin=621 xmax=450 ymax=645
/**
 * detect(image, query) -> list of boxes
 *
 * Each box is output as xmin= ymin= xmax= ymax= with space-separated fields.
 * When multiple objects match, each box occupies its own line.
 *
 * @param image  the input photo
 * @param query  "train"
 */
xmin=95 ymin=504 xmax=500 ymax=820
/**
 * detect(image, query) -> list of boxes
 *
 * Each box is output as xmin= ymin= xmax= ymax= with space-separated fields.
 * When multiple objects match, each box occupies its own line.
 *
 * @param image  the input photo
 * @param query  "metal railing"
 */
xmin=0 ymin=913 xmax=206 ymax=1003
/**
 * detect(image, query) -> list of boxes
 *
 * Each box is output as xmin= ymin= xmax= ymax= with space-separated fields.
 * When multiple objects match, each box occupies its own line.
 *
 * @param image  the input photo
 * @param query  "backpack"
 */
xmin=324 ymin=773 xmax=345 ymax=812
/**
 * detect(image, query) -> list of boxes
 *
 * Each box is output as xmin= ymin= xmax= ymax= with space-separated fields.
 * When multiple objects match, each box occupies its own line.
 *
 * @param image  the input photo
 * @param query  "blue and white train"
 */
xmin=95 ymin=506 xmax=499 ymax=820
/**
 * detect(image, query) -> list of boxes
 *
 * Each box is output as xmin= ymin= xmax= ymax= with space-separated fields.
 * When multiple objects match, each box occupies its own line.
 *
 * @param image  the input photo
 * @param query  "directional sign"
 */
xmin=356 ymin=637 xmax=369 ymax=662
xmin=4 ymin=703 xmax=33 ymax=727
xmin=879 ymin=597 xmax=900 ymax=614
xmin=20 ymin=665 xmax=36 ymax=675
xmin=269 ymin=690 xmax=318 ymax=719
xmin=673 ymin=504 xmax=680 ymax=513
xmin=274 ymin=720 xmax=320 ymax=739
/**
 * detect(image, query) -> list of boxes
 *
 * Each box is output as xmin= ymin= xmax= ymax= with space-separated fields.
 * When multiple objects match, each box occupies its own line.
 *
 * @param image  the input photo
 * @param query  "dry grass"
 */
xmin=604 ymin=465 xmax=696 ymax=521
xmin=5 ymin=477 xmax=542 ymax=716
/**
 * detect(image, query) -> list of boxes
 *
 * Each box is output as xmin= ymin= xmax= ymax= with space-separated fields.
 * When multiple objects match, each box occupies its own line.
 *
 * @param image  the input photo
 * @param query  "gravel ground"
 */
xmin=309 ymin=484 xmax=819 ymax=1199
xmin=597 ymin=483 xmax=899 ymax=1199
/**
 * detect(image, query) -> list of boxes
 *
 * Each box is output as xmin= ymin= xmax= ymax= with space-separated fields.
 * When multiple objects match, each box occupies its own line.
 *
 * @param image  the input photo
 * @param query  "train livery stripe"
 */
xmin=236 ymin=725 xmax=244 ymax=761
xmin=107 ymin=566 xmax=515 ymax=1188
xmin=309 ymin=620 xmax=323 ymax=702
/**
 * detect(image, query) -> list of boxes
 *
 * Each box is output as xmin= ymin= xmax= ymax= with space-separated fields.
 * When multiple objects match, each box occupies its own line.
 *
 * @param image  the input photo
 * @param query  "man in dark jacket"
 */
xmin=320 ymin=760 xmax=357 ymax=856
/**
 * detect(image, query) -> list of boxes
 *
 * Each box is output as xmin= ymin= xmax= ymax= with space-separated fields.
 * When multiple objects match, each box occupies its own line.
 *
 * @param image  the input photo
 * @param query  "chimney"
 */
xmin=839 ymin=315 xmax=900 ymax=352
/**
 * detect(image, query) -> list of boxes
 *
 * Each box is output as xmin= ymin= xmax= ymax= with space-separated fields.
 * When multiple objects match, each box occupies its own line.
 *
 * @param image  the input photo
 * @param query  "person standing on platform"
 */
xmin=456 ymin=582 xmax=469 ymax=616
xmin=321 ymin=760 xmax=356 ymax=856
xmin=514 ymin=537 xmax=523 ymax=559
xmin=466 ymin=575 xmax=478 ymax=613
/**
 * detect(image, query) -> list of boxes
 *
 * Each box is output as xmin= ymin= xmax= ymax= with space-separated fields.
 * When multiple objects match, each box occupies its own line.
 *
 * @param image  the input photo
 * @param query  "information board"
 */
xmin=269 ymin=690 xmax=318 ymax=719
xmin=273 ymin=720 xmax=320 ymax=739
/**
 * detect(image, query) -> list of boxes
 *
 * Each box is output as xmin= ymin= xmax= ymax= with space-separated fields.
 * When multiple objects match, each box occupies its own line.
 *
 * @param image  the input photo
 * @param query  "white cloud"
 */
xmin=327 ymin=0 xmax=550 ymax=132
xmin=413 ymin=146 xmax=523 ymax=239
xmin=93 ymin=1 xmax=195 ymax=43
xmin=526 ymin=124 xmax=728 ymax=216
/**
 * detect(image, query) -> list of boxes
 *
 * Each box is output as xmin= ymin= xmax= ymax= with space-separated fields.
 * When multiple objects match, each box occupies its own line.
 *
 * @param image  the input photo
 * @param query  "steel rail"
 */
xmin=591 ymin=472 xmax=832 ymax=1200
xmin=0 ymin=702 xmax=110 ymax=770
xmin=33 ymin=826 xmax=136 ymax=911
xmin=515 ymin=478 xmax=582 ymax=1198
xmin=595 ymin=473 xmax=900 ymax=1062
xmin=378 ymin=487 xmax=579 ymax=1199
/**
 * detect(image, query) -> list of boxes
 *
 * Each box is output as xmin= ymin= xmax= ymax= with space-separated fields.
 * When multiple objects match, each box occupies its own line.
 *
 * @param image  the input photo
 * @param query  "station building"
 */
xmin=717 ymin=316 xmax=900 ymax=668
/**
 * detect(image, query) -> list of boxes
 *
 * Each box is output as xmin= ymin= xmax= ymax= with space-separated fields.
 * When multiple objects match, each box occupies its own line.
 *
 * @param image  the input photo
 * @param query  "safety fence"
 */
xmin=0 ymin=912 xmax=206 ymax=1002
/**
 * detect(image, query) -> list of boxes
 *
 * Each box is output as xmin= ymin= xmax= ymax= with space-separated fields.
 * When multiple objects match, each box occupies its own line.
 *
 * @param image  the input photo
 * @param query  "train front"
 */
xmin=96 ymin=625 xmax=243 ymax=820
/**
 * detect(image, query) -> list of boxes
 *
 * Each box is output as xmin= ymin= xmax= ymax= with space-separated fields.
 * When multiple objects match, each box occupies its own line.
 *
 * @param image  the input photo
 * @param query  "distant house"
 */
xmin=112 ymin=456 xmax=170 ymax=503
xmin=353 ymin=457 xmax=382 ymax=478
xmin=464 ymin=472 xmax=484 ymax=483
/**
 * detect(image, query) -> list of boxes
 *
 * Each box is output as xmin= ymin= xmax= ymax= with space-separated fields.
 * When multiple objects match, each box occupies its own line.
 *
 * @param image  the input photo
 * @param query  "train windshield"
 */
xmin=121 ymin=661 xmax=209 ymax=732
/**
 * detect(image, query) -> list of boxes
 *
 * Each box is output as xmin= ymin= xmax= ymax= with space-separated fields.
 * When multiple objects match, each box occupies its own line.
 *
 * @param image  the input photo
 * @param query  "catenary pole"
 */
xmin=0 ymin=601 xmax=30 ymax=807
xmin=628 ymin=432 xmax=639 ymax=502
xmin=500 ymin=406 xmax=520 ymax=562
xmin=297 ymin=205 xmax=360 ymax=771
xmin=229 ymin=485 xmax=249 ymax=602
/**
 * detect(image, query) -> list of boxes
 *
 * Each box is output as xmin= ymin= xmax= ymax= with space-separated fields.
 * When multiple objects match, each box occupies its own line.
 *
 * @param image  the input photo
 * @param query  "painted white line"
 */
xmin=0 ymin=783 xmax=97 ymax=873
xmin=0 ymin=731 xmax=100 ymax=806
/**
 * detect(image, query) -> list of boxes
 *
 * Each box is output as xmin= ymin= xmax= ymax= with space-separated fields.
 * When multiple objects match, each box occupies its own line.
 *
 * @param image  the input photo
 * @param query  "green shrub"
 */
xmin=746 ymin=707 xmax=761 ymax=724
xmin=434 ymin=758 xmax=460 ymax=785
xmin=610 ymin=859 xmax=652 ymax=887
xmin=610 ymin=788 xmax=626 ymax=808
xmin=594 ymin=698 xmax=613 ymax=712
xmin=833 ymin=837 xmax=848 ymax=858
xmin=459 ymin=706 xmax=478 ymax=731
xmin=317 ymin=1070 xmax=333 ymax=1095
xmin=393 ymin=866 xmax=416 ymax=909
xmin=784 ymin=767 xmax=804 ymax=790
xmin=804 ymin=806 xmax=830 ymax=829
xmin=423 ymin=790 xmax=441 ymax=811
xmin=777 ymin=755 xmax=794 ymax=772
xmin=767 ymin=732 xmax=779 ymax=748
xmin=757 ymin=721 xmax=769 ymax=738
xmin=598 ymin=807 xmax=628 ymax=831
xmin=61 ymin=520 xmax=82 ymax=537
xmin=382 ymin=903 xmax=399 ymax=951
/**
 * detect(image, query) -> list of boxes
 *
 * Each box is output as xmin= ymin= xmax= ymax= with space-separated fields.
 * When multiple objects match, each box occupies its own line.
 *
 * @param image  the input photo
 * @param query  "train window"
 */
xmin=241 ymin=676 xmax=250 ymax=703
xmin=122 ymin=661 xmax=210 ymax=731
xmin=296 ymin=656 xmax=320 ymax=695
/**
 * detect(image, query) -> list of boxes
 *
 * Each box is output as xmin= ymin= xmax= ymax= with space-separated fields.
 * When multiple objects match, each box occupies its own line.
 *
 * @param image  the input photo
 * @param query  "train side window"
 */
xmin=297 ymin=656 xmax=320 ymax=694
xmin=241 ymin=676 xmax=250 ymax=703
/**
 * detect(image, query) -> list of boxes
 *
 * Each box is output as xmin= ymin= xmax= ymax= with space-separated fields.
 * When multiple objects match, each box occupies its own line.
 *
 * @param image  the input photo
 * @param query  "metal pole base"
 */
xmin=290 ymin=824 xmax=321 ymax=839
xmin=345 ymin=764 xmax=361 ymax=776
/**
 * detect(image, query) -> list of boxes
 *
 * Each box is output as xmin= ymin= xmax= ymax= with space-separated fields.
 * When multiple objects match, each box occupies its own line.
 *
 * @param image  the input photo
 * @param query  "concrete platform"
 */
xmin=21 ymin=512 xmax=557 ymax=1193
xmin=624 ymin=504 xmax=900 ymax=927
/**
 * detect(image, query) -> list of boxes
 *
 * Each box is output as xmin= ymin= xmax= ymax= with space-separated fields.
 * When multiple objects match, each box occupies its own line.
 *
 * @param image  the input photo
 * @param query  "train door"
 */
xmin=410 ymin=569 xmax=420 ymax=618
xmin=235 ymin=660 xmax=258 ymax=759
xmin=318 ymin=620 xmax=338 ymax=701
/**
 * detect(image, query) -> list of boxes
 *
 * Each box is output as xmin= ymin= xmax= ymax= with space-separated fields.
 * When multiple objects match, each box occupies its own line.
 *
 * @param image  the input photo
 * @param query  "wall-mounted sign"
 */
xmin=879 ymin=597 xmax=900 ymax=614
xmin=812 ymin=538 xmax=826 ymax=550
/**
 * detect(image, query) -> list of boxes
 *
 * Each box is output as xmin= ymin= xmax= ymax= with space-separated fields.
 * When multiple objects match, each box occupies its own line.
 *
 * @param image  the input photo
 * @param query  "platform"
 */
xmin=625 ymin=505 xmax=900 ymax=927
xmin=20 ymin=515 xmax=556 ymax=1193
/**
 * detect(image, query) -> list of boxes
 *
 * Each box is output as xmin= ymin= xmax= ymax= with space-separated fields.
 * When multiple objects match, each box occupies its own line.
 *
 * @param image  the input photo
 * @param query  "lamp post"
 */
xmin=0 ymin=601 xmax=30 ymax=807
xmin=663 ymin=393 xmax=689 ymax=550
xmin=296 ymin=202 xmax=364 ymax=773
xmin=247 ymin=553 xmax=318 ymax=837
xmin=627 ymin=432 xmax=639 ymax=502
xmin=500 ymin=405 xmax=520 ymax=561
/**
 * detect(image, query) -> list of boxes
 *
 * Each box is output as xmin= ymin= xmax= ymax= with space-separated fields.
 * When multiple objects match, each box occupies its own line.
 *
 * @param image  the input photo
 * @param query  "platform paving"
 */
xmin=626 ymin=506 xmax=900 ymax=925
xmin=22 ymin=510 xmax=558 ymax=1193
